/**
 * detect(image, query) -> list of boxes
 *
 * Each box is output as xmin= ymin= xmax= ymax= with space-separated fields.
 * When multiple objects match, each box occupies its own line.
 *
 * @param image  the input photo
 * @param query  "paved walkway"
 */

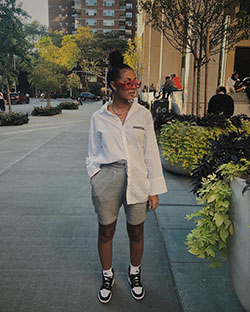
xmin=0 ymin=102 xmax=244 ymax=311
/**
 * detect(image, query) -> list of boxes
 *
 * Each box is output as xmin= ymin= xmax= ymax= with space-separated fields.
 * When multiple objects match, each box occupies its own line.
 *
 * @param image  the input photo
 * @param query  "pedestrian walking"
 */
xmin=0 ymin=91 xmax=6 ymax=111
xmin=86 ymin=50 xmax=167 ymax=304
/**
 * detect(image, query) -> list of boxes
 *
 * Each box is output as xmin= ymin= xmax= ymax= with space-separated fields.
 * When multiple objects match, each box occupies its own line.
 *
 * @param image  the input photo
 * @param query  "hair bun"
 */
xmin=108 ymin=50 xmax=124 ymax=66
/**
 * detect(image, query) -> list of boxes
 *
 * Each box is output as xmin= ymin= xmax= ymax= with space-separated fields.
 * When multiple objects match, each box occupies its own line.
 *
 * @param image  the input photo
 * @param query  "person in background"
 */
xmin=0 ymin=91 xmax=6 ymax=111
xmin=226 ymin=72 xmax=245 ymax=93
xmin=207 ymin=86 xmax=234 ymax=118
xmin=149 ymin=83 xmax=156 ymax=92
xmin=170 ymin=74 xmax=182 ymax=90
xmin=162 ymin=76 xmax=178 ymax=99
xmin=243 ymin=74 xmax=250 ymax=101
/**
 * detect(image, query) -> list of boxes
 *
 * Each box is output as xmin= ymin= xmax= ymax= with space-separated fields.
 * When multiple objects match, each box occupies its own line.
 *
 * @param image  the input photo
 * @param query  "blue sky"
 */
xmin=17 ymin=0 xmax=48 ymax=26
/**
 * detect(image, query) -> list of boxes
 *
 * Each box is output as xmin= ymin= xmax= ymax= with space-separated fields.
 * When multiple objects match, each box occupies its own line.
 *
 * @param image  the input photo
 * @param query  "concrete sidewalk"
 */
xmin=0 ymin=103 xmax=244 ymax=311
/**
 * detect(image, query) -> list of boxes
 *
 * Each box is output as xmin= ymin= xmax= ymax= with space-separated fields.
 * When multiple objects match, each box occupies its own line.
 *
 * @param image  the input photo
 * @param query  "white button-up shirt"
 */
xmin=86 ymin=100 xmax=168 ymax=205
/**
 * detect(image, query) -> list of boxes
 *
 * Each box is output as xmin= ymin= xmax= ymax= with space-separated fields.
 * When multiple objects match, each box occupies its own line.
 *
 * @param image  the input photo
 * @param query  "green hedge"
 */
xmin=31 ymin=106 xmax=62 ymax=116
xmin=57 ymin=101 xmax=79 ymax=110
xmin=0 ymin=112 xmax=29 ymax=126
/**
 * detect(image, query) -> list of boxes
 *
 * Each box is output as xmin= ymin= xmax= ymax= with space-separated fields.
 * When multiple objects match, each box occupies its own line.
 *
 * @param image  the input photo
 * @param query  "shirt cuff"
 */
xmin=87 ymin=163 xmax=101 ymax=178
xmin=149 ymin=176 xmax=168 ymax=195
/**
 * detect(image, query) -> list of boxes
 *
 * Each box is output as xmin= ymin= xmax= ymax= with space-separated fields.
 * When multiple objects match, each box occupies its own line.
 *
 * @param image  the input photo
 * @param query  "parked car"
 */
xmin=9 ymin=92 xmax=30 ymax=105
xmin=78 ymin=92 xmax=100 ymax=104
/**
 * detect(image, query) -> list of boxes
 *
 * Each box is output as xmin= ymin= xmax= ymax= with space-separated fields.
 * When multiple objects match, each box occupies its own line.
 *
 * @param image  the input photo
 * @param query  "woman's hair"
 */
xmin=107 ymin=50 xmax=132 ymax=89
xmin=231 ymin=72 xmax=238 ymax=80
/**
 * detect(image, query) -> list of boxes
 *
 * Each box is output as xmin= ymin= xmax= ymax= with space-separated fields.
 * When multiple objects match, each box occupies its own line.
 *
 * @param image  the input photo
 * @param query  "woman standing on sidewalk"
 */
xmin=86 ymin=50 xmax=167 ymax=304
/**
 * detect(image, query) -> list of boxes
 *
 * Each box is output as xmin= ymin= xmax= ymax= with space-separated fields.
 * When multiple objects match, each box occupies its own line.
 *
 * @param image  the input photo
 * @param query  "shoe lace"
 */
xmin=130 ymin=273 xmax=142 ymax=288
xmin=102 ymin=275 xmax=113 ymax=290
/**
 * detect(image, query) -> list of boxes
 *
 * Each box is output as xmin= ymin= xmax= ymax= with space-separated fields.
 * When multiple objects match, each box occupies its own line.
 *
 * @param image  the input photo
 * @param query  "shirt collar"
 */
xmin=100 ymin=98 xmax=141 ymax=119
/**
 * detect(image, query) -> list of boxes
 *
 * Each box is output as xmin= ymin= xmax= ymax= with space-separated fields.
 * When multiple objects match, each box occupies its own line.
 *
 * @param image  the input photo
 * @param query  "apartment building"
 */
xmin=48 ymin=0 xmax=137 ymax=38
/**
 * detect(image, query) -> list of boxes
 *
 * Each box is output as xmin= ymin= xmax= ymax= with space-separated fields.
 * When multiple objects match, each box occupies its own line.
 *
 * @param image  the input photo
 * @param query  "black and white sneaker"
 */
xmin=98 ymin=269 xmax=115 ymax=304
xmin=128 ymin=266 xmax=145 ymax=300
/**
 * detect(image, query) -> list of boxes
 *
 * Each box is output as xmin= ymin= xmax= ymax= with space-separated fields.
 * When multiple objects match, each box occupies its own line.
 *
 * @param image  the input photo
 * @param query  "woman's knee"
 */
xmin=98 ymin=221 xmax=116 ymax=243
xmin=127 ymin=223 xmax=144 ymax=242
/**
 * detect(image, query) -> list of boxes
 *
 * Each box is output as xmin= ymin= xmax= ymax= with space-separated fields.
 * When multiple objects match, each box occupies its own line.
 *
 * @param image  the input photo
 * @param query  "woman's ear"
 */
xmin=110 ymin=81 xmax=117 ymax=92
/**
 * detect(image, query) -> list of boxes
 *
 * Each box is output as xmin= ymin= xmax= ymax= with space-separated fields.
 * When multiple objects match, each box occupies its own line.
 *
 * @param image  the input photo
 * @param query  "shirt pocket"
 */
xmin=126 ymin=125 xmax=145 ymax=148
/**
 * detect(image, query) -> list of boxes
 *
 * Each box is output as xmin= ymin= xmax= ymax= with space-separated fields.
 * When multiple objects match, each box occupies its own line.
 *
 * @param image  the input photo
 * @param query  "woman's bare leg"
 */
xmin=127 ymin=222 xmax=144 ymax=266
xmin=98 ymin=220 xmax=117 ymax=270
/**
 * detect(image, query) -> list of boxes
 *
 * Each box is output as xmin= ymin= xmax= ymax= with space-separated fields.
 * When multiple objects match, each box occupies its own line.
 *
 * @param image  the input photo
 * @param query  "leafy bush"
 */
xmin=57 ymin=102 xmax=79 ymax=110
xmin=159 ymin=114 xmax=250 ymax=172
xmin=186 ymin=160 xmax=250 ymax=269
xmin=31 ymin=106 xmax=62 ymax=116
xmin=0 ymin=112 xmax=29 ymax=126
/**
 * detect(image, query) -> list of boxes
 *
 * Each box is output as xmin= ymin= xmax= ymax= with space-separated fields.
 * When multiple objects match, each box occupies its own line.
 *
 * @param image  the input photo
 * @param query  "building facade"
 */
xmin=137 ymin=10 xmax=250 ymax=115
xmin=48 ymin=0 xmax=137 ymax=38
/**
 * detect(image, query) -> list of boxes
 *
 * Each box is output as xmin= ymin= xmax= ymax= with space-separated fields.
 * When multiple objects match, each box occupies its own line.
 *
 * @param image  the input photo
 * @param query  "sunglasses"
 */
xmin=114 ymin=80 xmax=142 ymax=90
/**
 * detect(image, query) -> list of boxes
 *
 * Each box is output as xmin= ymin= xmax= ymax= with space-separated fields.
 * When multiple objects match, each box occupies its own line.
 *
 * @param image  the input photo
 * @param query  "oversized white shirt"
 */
xmin=86 ymin=99 xmax=168 ymax=205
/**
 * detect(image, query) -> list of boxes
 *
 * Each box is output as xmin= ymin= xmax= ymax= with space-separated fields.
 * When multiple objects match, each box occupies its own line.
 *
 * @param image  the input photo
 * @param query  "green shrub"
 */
xmin=159 ymin=120 xmax=237 ymax=171
xmin=57 ymin=102 xmax=79 ymax=110
xmin=0 ymin=112 xmax=29 ymax=126
xmin=31 ymin=106 xmax=62 ymax=116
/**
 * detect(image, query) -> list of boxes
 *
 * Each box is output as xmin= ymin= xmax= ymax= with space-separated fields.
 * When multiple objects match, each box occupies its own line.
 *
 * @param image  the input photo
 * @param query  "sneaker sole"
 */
xmin=127 ymin=277 xmax=145 ymax=300
xmin=98 ymin=278 xmax=115 ymax=304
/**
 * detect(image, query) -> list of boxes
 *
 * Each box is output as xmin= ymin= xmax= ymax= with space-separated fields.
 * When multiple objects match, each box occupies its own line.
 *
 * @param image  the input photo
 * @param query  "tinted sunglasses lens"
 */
xmin=125 ymin=82 xmax=133 ymax=89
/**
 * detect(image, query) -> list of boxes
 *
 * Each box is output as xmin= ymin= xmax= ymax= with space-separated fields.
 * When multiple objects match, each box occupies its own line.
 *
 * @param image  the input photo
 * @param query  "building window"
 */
xmin=90 ymin=29 xmax=97 ymax=33
xmin=58 ymin=5 xmax=62 ymax=9
xmin=86 ymin=19 xmax=97 ymax=26
xmin=86 ymin=9 xmax=97 ymax=16
xmin=74 ymin=0 xmax=81 ymax=9
xmin=125 ymin=29 xmax=132 ymax=34
xmin=104 ymin=29 xmax=113 ymax=33
xmin=86 ymin=0 xmax=97 ymax=6
xmin=59 ymin=13 xmax=63 ymax=18
xmin=59 ymin=22 xmax=63 ymax=26
xmin=103 ymin=20 xmax=115 ymax=26
xmin=126 ymin=3 xmax=133 ymax=9
xmin=126 ymin=21 xmax=132 ymax=27
xmin=103 ymin=0 xmax=114 ymax=6
xmin=125 ymin=12 xmax=132 ymax=18
xmin=103 ymin=10 xmax=114 ymax=16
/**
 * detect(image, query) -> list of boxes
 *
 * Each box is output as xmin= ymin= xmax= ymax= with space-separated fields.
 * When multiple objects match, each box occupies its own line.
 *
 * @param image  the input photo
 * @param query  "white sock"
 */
xmin=103 ymin=267 xmax=113 ymax=277
xmin=130 ymin=264 xmax=140 ymax=275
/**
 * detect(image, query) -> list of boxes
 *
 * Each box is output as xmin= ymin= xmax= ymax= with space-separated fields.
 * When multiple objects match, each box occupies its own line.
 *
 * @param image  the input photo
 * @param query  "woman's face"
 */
xmin=111 ymin=69 xmax=138 ymax=101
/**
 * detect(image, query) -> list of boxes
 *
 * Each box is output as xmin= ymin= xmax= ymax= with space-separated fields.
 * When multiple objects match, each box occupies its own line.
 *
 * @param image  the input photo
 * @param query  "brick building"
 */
xmin=48 ymin=0 xmax=137 ymax=39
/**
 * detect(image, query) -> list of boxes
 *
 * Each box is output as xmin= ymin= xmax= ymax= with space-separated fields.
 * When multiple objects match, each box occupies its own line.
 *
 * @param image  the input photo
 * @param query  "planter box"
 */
xmin=160 ymin=147 xmax=191 ymax=176
xmin=228 ymin=177 xmax=250 ymax=312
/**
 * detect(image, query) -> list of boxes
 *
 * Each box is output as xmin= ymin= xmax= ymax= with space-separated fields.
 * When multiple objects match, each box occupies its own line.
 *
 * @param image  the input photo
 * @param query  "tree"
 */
xmin=30 ymin=34 xmax=81 ymax=107
xmin=0 ymin=0 xmax=29 ymax=112
xmin=140 ymin=0 xmax=250 ymax=115
xmin=123 ymin=36 xmax=144 ymax=78
xmin=66 ymin=73 xmax=81 ymax=98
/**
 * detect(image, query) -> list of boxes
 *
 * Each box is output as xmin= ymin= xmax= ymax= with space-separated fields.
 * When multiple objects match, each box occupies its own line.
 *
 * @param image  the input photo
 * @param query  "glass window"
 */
xmin=103 ymin=0 xmax=115 ymax=6
xmin=126 ymin=12 xmax=132 ymax=18
xmin=59 ymin=13 xmax=63 ymax=18
xmin=86 ymin=0 xmax=97 ymax=5
xmin=103 ymin=20 xmax=115 ymax=26
xmin=126 ymin=3 xmax=133 ymax=9
xmin=103 ymin=10 xmax=114 ymax=16
xmin=90 ymin=29 xmax=97 ymax=33
xmin=58 ymin=5 xmax=62 ymax=9
xmin=86 ymin=9 xmax=97 ymax=16
xmin=86 ymin=19 xmax=97 ymax=26
xmin=126 ymin=21 xmax=132 ymax=27
xmin=74 ymin=0 xmax=81 ymax=9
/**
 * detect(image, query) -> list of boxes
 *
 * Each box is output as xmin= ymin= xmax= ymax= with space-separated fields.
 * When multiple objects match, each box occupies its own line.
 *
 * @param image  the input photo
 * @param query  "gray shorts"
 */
xmin=91 ymin=161 xmax=148 ymax=226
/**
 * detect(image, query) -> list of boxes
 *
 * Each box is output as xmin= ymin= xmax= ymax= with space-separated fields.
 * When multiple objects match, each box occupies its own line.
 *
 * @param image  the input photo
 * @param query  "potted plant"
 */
xmin=185 ymin=123 xmax=250 ymax=311
xmin=156 ymin=112 xmax=244 ymax=175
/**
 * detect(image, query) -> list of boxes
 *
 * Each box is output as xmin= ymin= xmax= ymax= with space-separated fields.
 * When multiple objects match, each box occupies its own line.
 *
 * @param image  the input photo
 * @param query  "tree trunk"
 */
xmin=46 ymin=91 xmax=51 ymax=108
xmin=196 ymin=63 xmax=201 ymax=116
xmin=204 ymin=29 xmax=210 ymax=116
xmin=6 ymin=78 xmax=12 ymax=113
xmin=192 ymin=61 xmax=197 ymax=115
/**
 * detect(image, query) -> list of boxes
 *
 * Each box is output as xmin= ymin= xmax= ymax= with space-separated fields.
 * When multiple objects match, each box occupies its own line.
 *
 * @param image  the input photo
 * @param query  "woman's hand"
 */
xmin=148 ymin=195 xmax=159 ymax=211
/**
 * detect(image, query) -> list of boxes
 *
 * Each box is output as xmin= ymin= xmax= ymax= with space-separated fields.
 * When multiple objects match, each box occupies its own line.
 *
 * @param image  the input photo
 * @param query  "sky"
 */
xmin=17 ymin=0 xmax=48 ymax=26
